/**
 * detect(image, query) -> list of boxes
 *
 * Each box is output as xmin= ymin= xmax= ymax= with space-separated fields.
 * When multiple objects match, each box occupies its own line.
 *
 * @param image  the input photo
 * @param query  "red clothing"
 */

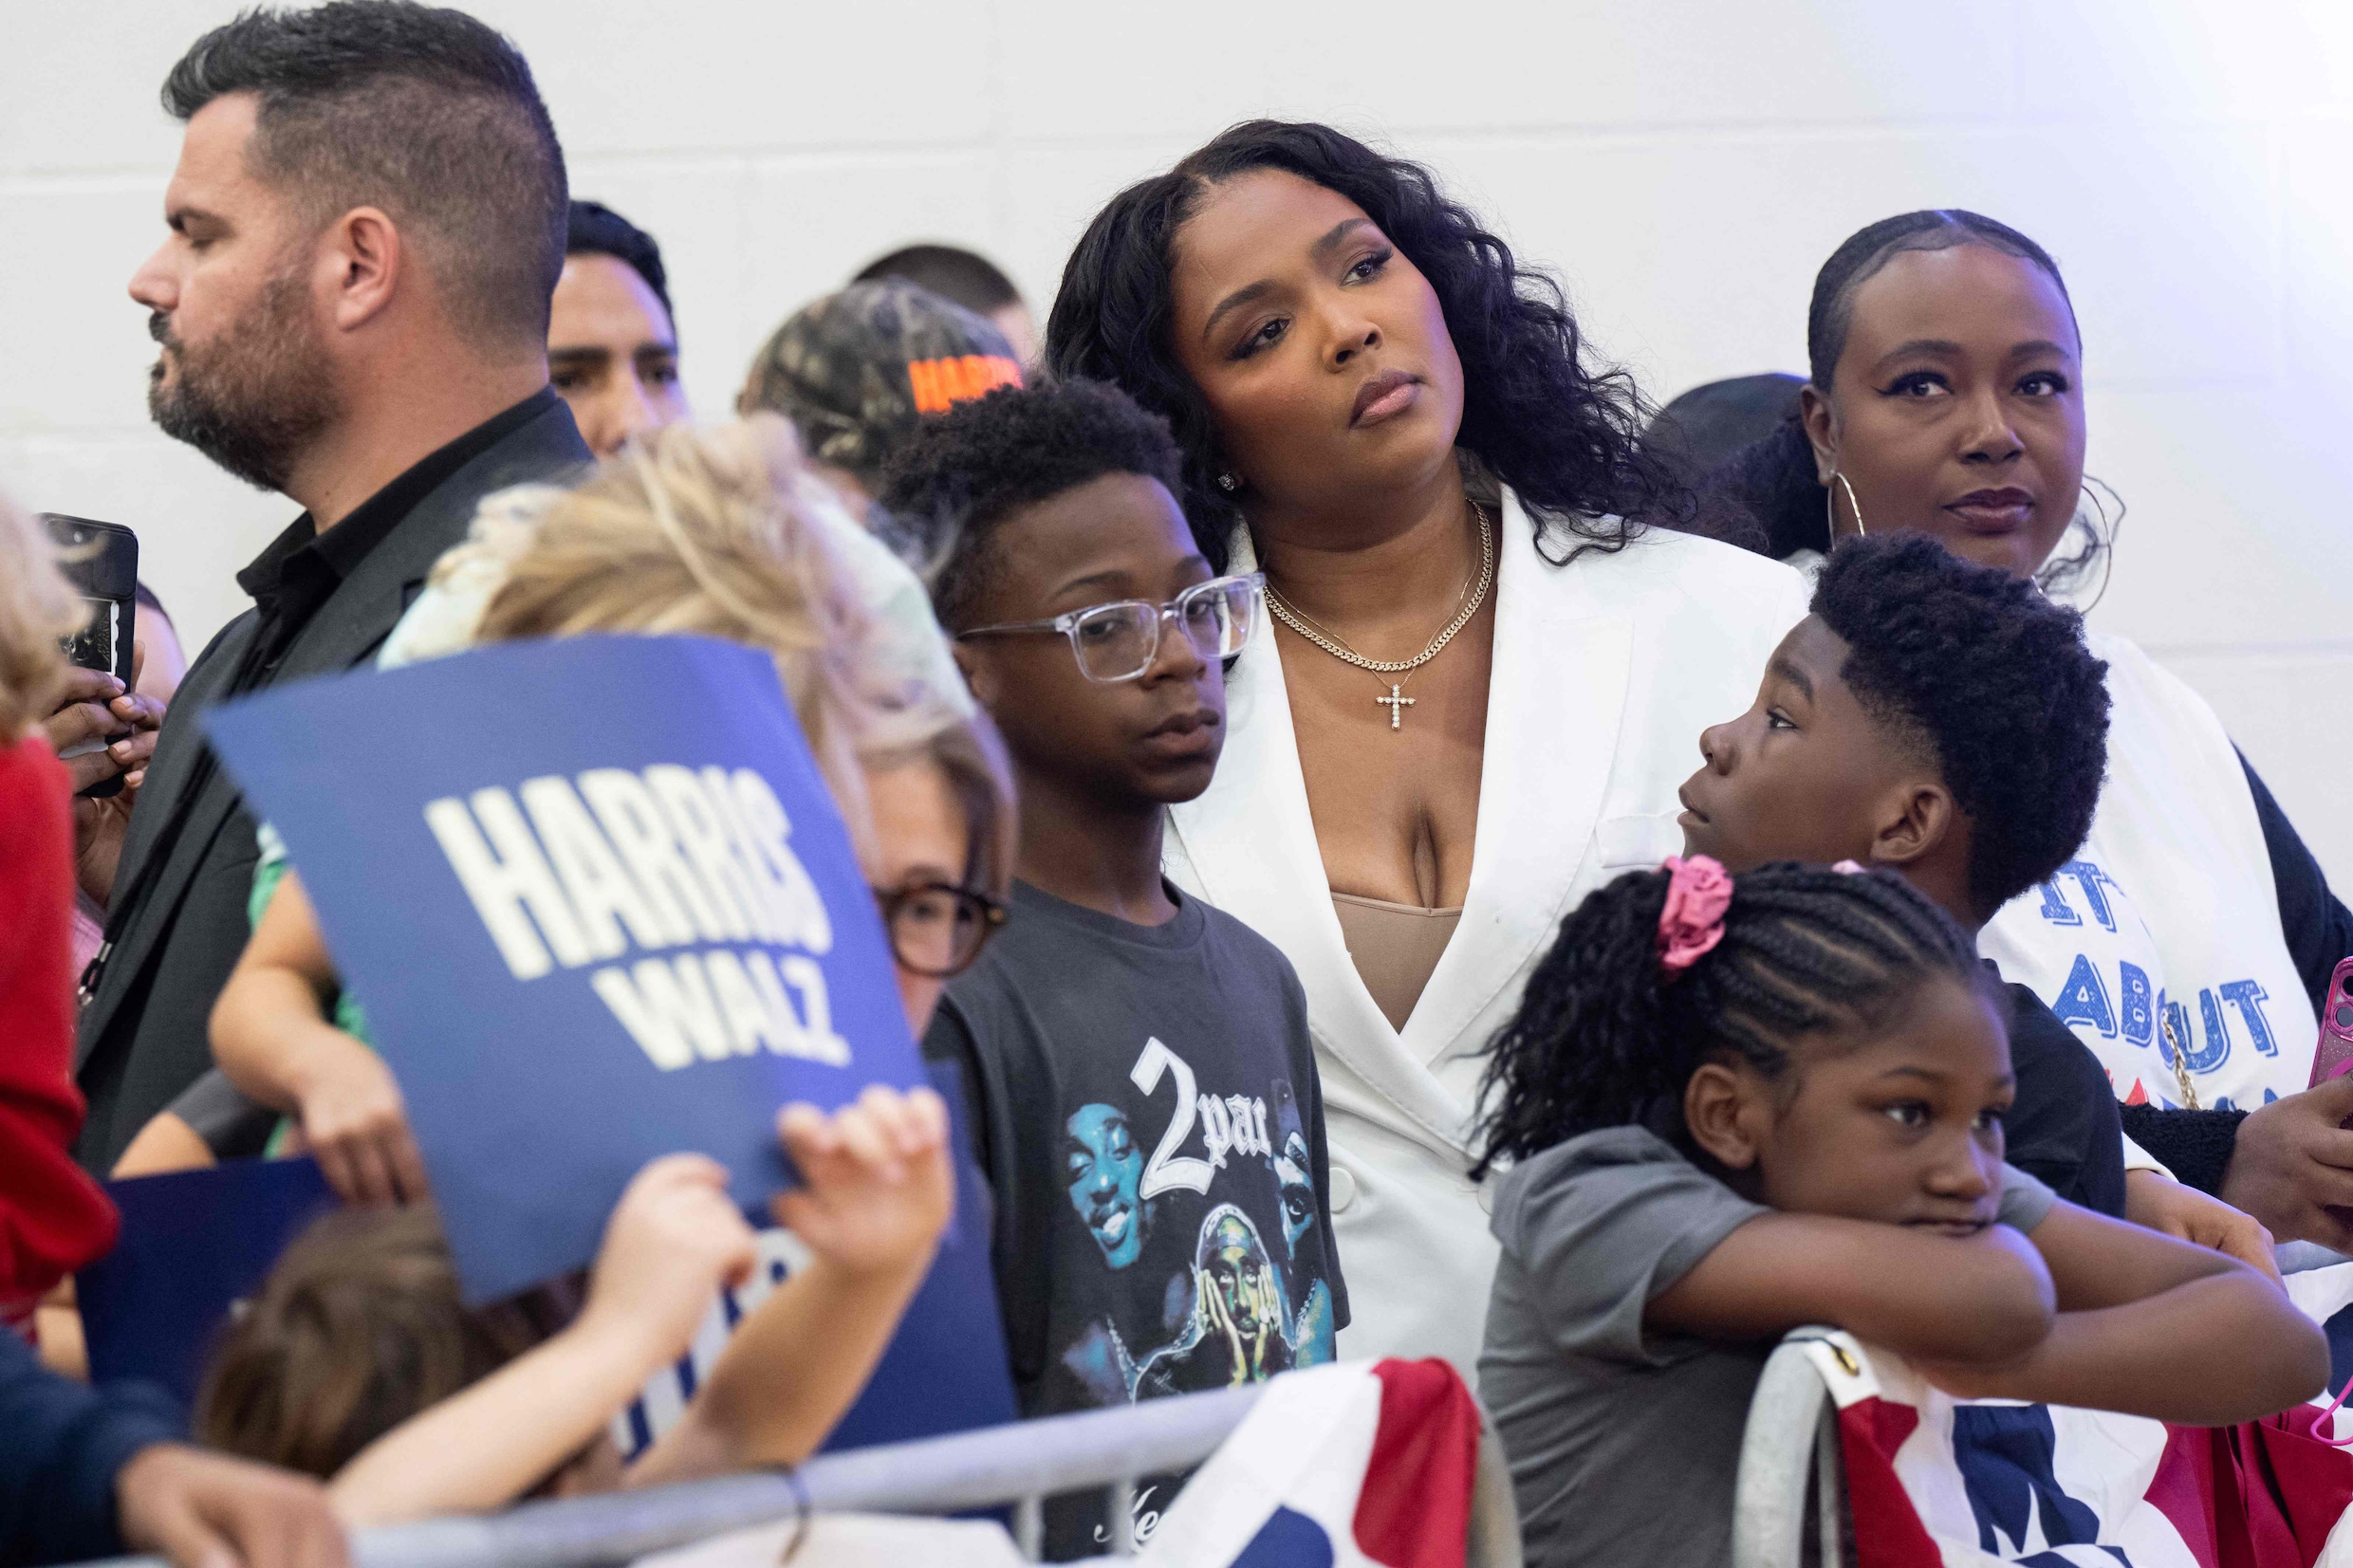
xmin=0 ymin=736 xmax=117 ymax=1327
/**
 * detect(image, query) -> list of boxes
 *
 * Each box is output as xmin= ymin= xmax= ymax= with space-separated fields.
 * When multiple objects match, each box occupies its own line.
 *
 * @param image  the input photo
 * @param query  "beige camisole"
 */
xmin=1331 ymin=893 xmax=1464 ymax=1032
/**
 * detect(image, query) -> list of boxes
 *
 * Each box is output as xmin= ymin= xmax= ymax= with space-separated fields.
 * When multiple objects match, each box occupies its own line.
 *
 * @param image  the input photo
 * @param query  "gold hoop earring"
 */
xmin=1827 ymin=471 xmax=1865 ymax=539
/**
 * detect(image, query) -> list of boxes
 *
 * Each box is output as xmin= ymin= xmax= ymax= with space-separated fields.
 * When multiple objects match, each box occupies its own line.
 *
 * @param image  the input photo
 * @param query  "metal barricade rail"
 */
xmin=1732 ymin=1334 xmax=1843 ymax=1568
xmin=77 ymin=1246 xmax=2353 ymax=1568
xmin=71 ymin=1385 xmax=1265 ymax=1568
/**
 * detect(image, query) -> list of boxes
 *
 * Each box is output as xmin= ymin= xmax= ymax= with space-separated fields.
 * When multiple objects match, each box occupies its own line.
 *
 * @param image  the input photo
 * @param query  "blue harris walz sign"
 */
xmin=207 ymin=635 xmax=923 ymax=1303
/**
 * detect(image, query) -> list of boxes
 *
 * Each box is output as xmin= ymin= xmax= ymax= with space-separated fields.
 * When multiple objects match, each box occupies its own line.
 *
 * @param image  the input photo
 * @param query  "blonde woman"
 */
xmin=113 ymin=419 xmax=1009 ymax=1177
xmin=162 ymin=418 xmax=1011 ymax=1522
xmin=201 ymin=416 xmax=1010 ymax=1193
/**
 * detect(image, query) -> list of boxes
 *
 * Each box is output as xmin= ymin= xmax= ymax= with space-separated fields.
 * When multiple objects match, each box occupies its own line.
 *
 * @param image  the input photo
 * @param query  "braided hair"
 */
xmin=1474 ymin=861 xmax=1986 ymax=1174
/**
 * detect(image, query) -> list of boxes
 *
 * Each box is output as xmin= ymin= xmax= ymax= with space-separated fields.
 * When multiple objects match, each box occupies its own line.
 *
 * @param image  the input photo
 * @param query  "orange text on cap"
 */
xmin=907 ymin=354 xmax=1024 ymax=415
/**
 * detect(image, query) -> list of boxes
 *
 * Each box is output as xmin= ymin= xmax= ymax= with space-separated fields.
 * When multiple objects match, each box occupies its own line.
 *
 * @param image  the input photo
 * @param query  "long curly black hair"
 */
xmin=1813 ymin=535 xmax=2110 ymax=919
xmin=1473 ymin=861 xmax=1984 ymax=1174
xmin=1046 ymin=120 xmax=1689 ymax=572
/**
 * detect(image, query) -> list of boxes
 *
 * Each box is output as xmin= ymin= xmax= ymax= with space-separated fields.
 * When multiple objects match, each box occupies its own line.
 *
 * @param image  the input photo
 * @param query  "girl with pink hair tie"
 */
xmin=1469 ymin=856 xmax=2325 ymax=1568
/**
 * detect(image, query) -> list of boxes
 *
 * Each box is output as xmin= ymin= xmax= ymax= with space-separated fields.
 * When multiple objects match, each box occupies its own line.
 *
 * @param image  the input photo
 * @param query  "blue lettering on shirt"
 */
xmin=2219 ymin=980 xmax=2279 ymax=1059
xmin=2119 ymin=962 xmax=2154 ymax=1048
xmin=2056 ymin=861 xmax=2119 ymax=933
xmin=2036 ymin=879 xmax=2083 ymax=929
xmin=2166 ymin=990 xmax=2232 ymax=1076
xmin=2201 ymin=989 xmax=2233 ymax=1072
xmin=2052 ymin=954 xmax=2118 ymax=1039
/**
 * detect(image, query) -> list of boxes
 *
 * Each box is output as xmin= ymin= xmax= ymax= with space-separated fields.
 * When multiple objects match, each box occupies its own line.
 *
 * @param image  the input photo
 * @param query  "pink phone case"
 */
xmin=2308 ymin=956 xmax=2353 ymax=1087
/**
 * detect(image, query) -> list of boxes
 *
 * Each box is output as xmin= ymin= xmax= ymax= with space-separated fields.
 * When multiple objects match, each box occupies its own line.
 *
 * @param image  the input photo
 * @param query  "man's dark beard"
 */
xmin=146 ymin=270 xmax=339 ymax=493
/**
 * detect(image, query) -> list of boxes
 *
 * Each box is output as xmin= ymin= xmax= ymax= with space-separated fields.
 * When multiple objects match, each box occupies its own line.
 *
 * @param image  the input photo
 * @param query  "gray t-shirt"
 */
xmin=923 ymin=879 xmax=1347 ymax=1559
xmin=1477 ymin=1125 xmax=2056 ymax=1568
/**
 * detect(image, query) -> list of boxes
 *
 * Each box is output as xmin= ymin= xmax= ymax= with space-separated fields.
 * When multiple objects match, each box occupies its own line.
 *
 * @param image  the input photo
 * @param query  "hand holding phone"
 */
xmin=2310 ymin=956 xmax=2353 ymax=1092
xmin=40 ymin=515 xmax=140 ymax=800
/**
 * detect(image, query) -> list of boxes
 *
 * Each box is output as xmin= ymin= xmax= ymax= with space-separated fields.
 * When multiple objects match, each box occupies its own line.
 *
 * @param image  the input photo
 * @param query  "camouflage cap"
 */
xmin=738 ymin=278 xmax=1023 ymax=487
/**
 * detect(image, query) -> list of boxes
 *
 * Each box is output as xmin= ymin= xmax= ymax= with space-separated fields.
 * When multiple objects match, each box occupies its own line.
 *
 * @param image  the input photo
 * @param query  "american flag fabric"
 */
xmin=1136 ymin=1358 xmax=1517 ymax=1568
xmin=1798 ymin=1329 xmax=2353 ymax=1567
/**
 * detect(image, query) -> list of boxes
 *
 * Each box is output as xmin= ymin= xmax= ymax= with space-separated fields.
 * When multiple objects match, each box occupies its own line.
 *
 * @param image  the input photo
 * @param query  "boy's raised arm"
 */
xmin=328 ymin=1154 xmax=753 ymax=1527
xmin=626 ymin=1087 xmax=953 ymax=1486
xmin=210 ymin=871 xmax=427 ymax=1207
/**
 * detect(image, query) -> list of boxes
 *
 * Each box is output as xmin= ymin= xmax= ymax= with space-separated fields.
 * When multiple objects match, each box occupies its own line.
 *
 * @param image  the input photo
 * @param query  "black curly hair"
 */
xmin=880 ymin=378 xmax=1186 ymax=630
xmin=1695 ymin=210 xmax=2109 ymax=593
xmin=1474 ymin=861 xmax=1985 ymax=1173
xmin=1045 ymin=120 xmax=1688 ymax=572
xmin=1813 ymin=535 xmax=2109 ymax=920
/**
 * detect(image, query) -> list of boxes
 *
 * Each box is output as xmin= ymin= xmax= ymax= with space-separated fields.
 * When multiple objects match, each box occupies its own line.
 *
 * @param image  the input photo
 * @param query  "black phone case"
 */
xmin=42 ymin=515 xmax=139 ymax=801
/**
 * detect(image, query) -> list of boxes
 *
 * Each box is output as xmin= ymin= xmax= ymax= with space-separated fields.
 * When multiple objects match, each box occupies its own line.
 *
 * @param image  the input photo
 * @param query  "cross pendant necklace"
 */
xmin=1263 ymin=499 xmax=1495 ymax=738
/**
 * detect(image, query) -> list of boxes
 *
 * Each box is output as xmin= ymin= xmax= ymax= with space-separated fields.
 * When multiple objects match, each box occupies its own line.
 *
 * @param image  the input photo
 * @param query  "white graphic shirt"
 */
xmin=1981 ymin=634 xmax=2318 ymax=1112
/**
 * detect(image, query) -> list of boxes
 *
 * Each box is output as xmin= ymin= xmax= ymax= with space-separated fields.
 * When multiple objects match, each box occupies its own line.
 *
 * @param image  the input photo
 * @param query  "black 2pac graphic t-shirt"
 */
xmin=924 ymin=878 xmax=1346 ymax=1554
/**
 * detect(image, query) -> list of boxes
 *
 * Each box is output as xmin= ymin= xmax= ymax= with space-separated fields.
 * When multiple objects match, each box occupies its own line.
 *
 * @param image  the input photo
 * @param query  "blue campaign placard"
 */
xmin=206 ymin=635 xmax=923 ymax=1304
xmin=80 ymin=1157 xmax=337 ymax=1404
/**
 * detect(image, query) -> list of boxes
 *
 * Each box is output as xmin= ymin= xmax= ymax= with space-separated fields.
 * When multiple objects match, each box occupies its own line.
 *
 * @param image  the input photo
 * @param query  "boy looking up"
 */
xmin=886 ymin=381 xmax=1344 ymax=1554
xmin=1677 ymin=535 xmax=2269 ymax=1265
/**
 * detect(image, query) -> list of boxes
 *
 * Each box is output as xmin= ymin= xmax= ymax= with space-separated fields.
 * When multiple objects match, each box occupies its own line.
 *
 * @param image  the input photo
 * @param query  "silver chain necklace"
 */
xmin=1264 ymin=501 xmax=1493 ymax=730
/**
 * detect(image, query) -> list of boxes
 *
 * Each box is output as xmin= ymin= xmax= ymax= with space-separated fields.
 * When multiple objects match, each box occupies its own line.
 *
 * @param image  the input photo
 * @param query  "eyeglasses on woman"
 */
xmin=870 ymin=879 xmax=1009 ymax=979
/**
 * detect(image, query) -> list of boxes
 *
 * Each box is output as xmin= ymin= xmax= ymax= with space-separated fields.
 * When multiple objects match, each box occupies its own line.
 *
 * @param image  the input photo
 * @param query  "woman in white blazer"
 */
xmin=1696 ymin=208 xmax=2353 ymax=1255
xmin=1047 ymin=121 xmax=1810 ymax=1375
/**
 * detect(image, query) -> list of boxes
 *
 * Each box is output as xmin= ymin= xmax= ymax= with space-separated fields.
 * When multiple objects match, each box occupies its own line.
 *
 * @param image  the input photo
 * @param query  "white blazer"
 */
xmin=1164 ymin=491 xmax=1812 ymax=1377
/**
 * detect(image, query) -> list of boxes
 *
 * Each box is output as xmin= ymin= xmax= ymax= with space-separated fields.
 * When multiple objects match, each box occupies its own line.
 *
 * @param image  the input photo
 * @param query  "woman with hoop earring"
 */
xmin=1695 ymin=208 xmax=2353 ymax=1259
xmin=1047 ymin=121 xmax=1811 ymax=1375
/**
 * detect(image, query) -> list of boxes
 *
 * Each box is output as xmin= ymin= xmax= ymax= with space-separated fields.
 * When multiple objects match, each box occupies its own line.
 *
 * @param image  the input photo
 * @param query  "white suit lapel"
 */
xmin=1165 ymin=534 xmax=1472 ymax=1154
xmin=1167 ymin=496 xmax=1633 ymax=1158
xmin=1401 ymin=497 xmax=1631 ymax=1076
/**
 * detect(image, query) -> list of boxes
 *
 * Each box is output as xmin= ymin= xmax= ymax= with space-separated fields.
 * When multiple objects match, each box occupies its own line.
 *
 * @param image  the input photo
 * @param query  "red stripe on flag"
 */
xmin=1836 ymin=1396 xmax=1943 ymax=1568
xmin=1355 ymin=1358 xmax=1479 ymax=1568
xmin=2142 ymin=1426 xmax=2226 ymax=1568
xmin=2250 ymin=1408 xmax=2353 ymax=1566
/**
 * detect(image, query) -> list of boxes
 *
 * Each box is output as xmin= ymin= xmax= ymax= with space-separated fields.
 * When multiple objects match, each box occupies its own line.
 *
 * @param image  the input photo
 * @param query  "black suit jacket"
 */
xmin=74 ymin=396 xmax=591 ymax=1168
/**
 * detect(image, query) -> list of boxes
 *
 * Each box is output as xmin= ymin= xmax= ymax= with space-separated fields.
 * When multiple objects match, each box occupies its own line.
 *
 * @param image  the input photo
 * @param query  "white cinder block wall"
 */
xmin=5 ymin=0 xmax=2352 ymax=883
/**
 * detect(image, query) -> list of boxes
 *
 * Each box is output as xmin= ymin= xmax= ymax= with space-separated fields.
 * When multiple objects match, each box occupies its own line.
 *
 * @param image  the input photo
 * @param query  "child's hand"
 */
xmin=770 ymin=1086 xmax=954 ymax=1282
xmin=287 ymin=1031 xmax=428 ymax=1208
xmin=582 ymin=1154 xmax=758 ymax=1359
xmin=2124 ymin=1169 xmax=2280 ymax=1283
xmin=117 ymin=1443 xmax=348 ymax=1568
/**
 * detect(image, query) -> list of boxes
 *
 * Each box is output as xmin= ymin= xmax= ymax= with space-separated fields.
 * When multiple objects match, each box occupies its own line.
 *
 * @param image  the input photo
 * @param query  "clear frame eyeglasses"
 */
xmin=954 ymin=573 xmax=1266 ymax=684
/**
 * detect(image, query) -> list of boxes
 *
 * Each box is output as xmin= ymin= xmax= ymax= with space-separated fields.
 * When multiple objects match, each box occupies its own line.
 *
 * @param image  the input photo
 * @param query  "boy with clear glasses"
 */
xmin=883 ymin=380 xmax=1344 ymax=1556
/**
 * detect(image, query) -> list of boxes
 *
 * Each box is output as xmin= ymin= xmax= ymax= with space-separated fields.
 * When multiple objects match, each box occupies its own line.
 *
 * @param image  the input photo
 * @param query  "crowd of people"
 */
xmin=3 ymin=3 xmax=2349 ymax=1566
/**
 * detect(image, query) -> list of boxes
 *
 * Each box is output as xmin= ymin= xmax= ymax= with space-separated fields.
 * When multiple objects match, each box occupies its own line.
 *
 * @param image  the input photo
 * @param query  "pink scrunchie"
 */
xmin=1657 ymin=855 xmax=1733 ymax=978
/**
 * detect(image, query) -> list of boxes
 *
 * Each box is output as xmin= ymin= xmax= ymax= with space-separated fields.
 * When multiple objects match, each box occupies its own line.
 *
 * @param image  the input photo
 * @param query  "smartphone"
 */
xmin=2308 ymin=956 xmax=2353 ymax=1089
xmin=41 ymin=515 xmax=139 ymax=801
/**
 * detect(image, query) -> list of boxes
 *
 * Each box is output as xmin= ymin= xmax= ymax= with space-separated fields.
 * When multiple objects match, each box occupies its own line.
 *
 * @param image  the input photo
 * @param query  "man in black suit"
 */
xmin=76 ymin=2 xmax=594 ymax=1168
